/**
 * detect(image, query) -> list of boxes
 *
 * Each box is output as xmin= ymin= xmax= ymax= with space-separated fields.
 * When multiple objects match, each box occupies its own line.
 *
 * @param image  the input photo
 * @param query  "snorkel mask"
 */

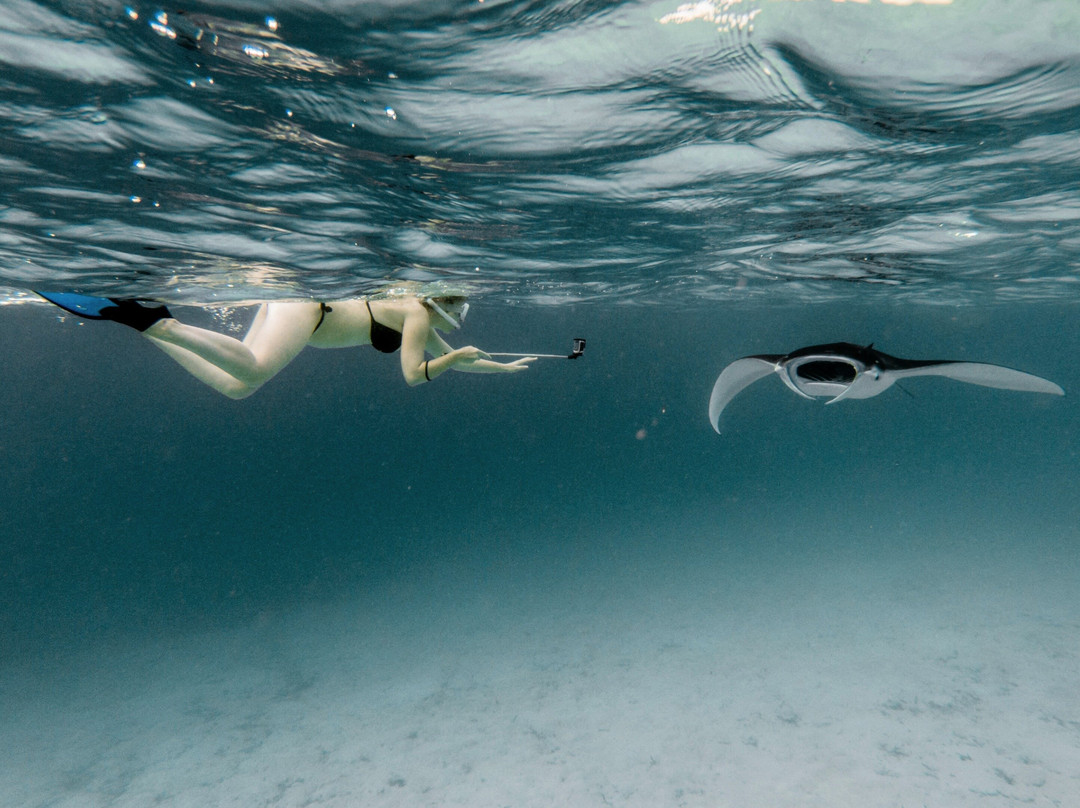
xmin=425 ymin=297 xmax=469 ymax=330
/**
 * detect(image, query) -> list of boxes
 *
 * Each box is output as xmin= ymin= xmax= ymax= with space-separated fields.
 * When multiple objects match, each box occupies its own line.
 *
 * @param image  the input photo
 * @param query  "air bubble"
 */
xmin=150 ymin=21 xmax=176 ymax=39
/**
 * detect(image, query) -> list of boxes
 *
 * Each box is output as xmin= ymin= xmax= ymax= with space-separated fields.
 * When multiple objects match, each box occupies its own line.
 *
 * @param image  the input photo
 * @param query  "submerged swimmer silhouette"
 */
xmin=38 ymin=288 xmax=535 ymax=399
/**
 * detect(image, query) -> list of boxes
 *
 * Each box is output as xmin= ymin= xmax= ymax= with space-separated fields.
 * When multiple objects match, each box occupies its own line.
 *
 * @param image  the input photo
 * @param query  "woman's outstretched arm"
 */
xmin=399 ymin=306 xmax=533 ymax=385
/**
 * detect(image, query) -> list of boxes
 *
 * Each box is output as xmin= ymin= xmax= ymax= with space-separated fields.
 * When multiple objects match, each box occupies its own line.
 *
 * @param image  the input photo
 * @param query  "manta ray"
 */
xmin=709 ymin=342 xmax=1064 ymax=434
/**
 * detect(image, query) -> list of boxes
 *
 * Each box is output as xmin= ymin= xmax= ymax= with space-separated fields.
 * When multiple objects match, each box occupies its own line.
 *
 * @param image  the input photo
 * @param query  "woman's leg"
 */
xmin=148 ymin=340 xmax=258 ymax=399
xmin=242 ymin=301 xmax=271 ymax=347
xmin=143 ymin=301 xmax=322 ymax=398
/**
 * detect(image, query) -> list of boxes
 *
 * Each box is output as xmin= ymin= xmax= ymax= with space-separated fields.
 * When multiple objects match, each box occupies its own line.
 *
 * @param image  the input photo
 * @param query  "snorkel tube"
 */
xmin=424 ymin=297 xmax=469 ymax=330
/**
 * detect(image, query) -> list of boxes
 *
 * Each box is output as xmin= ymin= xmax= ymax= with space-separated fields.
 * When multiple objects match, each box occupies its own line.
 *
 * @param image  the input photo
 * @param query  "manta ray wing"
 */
xmin=709 ymin=356 xmax=780 ymax=433
xmin=889 ymin=361 xmax=1064 ymax=395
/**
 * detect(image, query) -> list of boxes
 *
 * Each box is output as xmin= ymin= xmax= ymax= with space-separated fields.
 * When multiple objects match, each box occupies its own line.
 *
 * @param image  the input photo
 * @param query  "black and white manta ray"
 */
xmin=709 ymin=342 xmax=1064 ymax=434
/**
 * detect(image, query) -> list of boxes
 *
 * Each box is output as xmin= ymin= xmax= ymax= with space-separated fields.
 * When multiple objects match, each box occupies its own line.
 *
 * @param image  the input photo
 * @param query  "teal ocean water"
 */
xmin=2 ymin=1 xmax=1079 ymax=806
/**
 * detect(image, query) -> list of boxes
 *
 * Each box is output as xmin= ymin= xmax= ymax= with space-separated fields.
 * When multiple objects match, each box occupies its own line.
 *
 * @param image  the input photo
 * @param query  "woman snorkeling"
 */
xmin=38 ymin=286 xmax=535 ymax=399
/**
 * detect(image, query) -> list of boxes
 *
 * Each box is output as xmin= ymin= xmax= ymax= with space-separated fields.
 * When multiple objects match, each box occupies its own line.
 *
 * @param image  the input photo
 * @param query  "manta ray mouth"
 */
xmin=795 ymin=360 xmax=857 ymax=384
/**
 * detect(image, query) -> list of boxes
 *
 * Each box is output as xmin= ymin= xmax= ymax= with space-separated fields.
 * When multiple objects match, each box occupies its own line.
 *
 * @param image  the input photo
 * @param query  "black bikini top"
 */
xmin=365 ymin=299 xmax=402 ymax=354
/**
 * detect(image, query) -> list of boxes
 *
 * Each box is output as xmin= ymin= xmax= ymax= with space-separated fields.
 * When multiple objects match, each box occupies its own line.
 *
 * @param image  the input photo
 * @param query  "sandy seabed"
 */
xmin=2 ymin=525 xmax=1078 ymax=808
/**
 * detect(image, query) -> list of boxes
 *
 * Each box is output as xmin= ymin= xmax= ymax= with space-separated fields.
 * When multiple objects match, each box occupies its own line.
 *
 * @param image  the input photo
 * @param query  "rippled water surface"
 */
xmin=1 ymin=0 xmax=1078 ymax=304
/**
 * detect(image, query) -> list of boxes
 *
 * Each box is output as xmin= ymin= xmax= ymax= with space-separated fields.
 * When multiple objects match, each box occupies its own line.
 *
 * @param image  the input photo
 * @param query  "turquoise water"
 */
xmin=2 ymin=1 xmax=1079 ymax=806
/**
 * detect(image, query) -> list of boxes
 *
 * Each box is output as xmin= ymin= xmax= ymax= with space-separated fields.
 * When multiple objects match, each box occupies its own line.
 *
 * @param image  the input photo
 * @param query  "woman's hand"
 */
xmin=447 ymin=348 xmax=536 ymax=374
xmin=496 ymin=357 xmax=535 ymax=372
xmin=451 ymin=345 xmax=492 ymax=367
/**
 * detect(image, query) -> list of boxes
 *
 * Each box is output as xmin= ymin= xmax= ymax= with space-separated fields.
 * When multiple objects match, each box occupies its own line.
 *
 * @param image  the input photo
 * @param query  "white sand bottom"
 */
xmin=2 ymin=524 xmax=1078 ymax=807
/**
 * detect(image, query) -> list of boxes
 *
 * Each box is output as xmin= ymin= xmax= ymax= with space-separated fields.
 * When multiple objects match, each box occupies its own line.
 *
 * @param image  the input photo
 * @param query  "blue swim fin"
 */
xmin=38 ymin=291 xmax=171 ymax=332
xmin=38 ymin=292 xmax=119 ymax=318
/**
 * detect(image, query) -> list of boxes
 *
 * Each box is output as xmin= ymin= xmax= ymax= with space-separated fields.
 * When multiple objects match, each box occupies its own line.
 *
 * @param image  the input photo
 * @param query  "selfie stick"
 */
xmin=489 ymin=338 xmax=586 ymax=360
